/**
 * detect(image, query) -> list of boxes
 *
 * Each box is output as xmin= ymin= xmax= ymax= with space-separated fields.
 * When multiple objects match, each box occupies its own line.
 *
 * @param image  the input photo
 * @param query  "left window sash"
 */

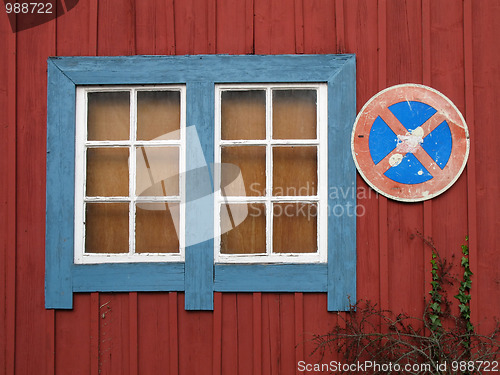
xmin=74 ymin=86 xmax=186 ymax=264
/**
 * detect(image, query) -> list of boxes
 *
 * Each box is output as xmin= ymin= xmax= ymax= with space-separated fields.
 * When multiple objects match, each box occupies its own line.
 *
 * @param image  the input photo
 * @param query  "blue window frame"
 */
xmin=46 ymin=54 xmax=356 ymax=311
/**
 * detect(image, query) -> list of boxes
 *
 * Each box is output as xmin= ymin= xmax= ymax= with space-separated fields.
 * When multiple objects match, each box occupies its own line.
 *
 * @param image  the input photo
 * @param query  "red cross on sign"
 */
xmin=351 ymin=84 xmax=470 ymax=202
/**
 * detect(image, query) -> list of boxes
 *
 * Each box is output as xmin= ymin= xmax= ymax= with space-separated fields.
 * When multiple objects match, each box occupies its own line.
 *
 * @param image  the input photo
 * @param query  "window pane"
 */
xmin=135 ymin=202 xmax=180 ymax=253
xmin=221 ymin=90 xmax=266 ymax=140
xmin=273 ymin=203 xmax=317 ymax=253
xmin=85 ymin=203 xmax=129 ymax=253
xmin=220 ymin=203 xmax=266 ymax=254
xmin=86 ymin=148 xmax=129 ymax=197
xmin=136 ymin=147 xmax=179 ymax=197
xmin=272 ymin=90 xmax=317 ymax=139
xmin=221 ymin=146 xmax=266 ymax=196
xmin=87 ymin=92 xmax=130 ymax=141
xmin=137 ymin=91 xmax=181 ymax=141
xmin=273 ymin=146 xmax=317 ymax=196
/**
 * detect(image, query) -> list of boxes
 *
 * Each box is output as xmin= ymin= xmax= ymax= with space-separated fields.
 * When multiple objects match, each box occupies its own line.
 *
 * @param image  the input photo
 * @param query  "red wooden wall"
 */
xmin=1 ymin=0 xmax=499 ymax=374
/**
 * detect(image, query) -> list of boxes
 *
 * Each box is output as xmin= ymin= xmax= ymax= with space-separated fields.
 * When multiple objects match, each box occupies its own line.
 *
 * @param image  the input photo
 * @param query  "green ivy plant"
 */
xmin=429 ymin=250 xmax=443 ymax=333
xmin=454 ymin=237 xmax=473 ymax=352
xmin=312 ymin=235 xmax=500 ymax=374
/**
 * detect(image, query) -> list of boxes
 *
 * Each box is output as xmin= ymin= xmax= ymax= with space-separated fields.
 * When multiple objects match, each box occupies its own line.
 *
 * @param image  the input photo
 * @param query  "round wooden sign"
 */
xmin=351 ymin=84 xmax=469 ymax=202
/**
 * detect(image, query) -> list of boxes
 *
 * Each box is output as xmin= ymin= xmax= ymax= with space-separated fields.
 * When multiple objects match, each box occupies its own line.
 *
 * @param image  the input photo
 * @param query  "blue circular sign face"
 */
xmin=369 ymin=100 xmax=453 ymax=185
xmin=352 ymin=84 xmax=469 ymax=202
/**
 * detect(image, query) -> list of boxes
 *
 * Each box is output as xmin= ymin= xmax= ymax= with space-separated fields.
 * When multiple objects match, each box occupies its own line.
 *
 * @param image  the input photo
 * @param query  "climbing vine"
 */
xmin=454 ymin=237 xmax=474 ymax=351
xmin=312 ymin=235 xmax=500 ymax=374
xmin=428 ymin=250 xmax=443 ymax=333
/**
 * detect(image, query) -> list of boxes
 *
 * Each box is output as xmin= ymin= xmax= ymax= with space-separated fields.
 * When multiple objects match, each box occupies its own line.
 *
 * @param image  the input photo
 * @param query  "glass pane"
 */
xmin=272 ymin=89 xmax=317 ymax=139
xmin=220 ymin=203 xmax=266 ymax=254
xmin=137 ymin=91 xmax=181 ymax=141
xmin=273 ymin=146 xmax=317 ymax=196
xmin=221 ymin=90 xmax=266 ymax=140
xmin=87 ymin=92 xmax=130 ymax=141
xmin=136 ymin=147 xmax=179 ymax=197
xmin=86 ymin=148 xmax=129 ymax=197
xmin=135 ymin=202 xmax=180 ymax=253
xmin=273 ymin=203 xmax=317 ymax=253
xmin=221 ymin=146 xmax=266 ymax=196
xmin=85 ymin=203 xmax=129 ymax=253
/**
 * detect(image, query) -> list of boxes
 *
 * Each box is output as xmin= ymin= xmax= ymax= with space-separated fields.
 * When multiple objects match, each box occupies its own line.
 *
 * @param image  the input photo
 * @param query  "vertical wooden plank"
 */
xmin=46 ymin=310 xmax=55 ymax=375
xmin=177 ymin=294 xmax=213 ymax=375
xmin=252 ymin=293 xmax=262 ymax=375
xmin=302 ymin=294 xmax=339 ymax=364
xmin=254 ymin=0 xmax=296 ymax=54
xmin=294 ymin=0 xmax=304 ymax=53
xmin=212 ymin=292 xmax=222 ymax=375
xmin=88 ymin=0 xmax=98 ymax=56
xmin=90 ymin=293 xmax=100 ymax=375
xmin=55 ymin=295 xmax=92 ymax=374
xmin=386 ymin=0 xmax=423 ymax=84
xmin=56 ymin=0 xmax=92 ymax=55
xmin=129 ymin=292 xmax=138 ymax=375
xmin=217 ymin=0 xmax=254 ymax=54
xmin=15 ymin=12 xmax=55 ymax=374
xmin=137 ymin=293 xmax=170 ymax=374
xmin=207 ymin=0 xmax=217 ymax=53
xmin=0 ymin=12 xmax=16 ymax=375
xmin=470 ymin=0 xmax=500 ymax=333
xmin=98 ymin=294 xmax=130 ymax=375
xmin=335 ymin=0 xmax=345 ymax=52
xmin=221 ymin=294 xmax=238 ymax=373
xmin=279 ymin=294 xmax=296 ymax=375
xmin=135 ymin=0 xmax=160 ymax=54
xmin=302 ymin=0 xmax=336 ymax=54
xmin=135 ymin=0 xmax=175 ymax=55
xmin=261 ymin=294 xmax=280 ymax=375
xmin=97 ymin=0 xmax=135 ymax=55
xmin=237 ymin=294 xmax=254 ymax=375
xmin=463 ymin=0 xmax=478 ymax=327
xmin=169 ymin=292 xmax=179 ymax=375
xmin=294 ymin=293 xmax=304 ymax=375
xmin=174 ymin=0 xmax=216 ymax=54
xmin=254 ymin=0 xmax=271 ymax=54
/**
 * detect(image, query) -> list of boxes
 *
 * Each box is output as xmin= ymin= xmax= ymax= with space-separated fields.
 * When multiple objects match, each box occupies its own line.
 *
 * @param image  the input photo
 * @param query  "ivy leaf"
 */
xmin=458 ymin=304 xmax=470 ymax=314
xmin=467 ymin=321 xmax=474 ymax=332
xmin=430 ymin=302 xmax=441 ymax=312
xmin=431 ymin=281 xmax=441 ymax=290
xmin=455 ymin=293 xmax=471 ymax=303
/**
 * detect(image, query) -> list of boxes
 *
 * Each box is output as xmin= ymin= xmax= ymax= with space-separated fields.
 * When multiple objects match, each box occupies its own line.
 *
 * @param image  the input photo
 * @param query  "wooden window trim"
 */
xmin=46 ymin=54 xmax=356 ymax=311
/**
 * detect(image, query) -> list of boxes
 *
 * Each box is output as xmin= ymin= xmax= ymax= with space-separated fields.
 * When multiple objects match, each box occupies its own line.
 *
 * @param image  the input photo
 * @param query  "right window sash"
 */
xmin=214 ymin=83 xmax=328 ymax=264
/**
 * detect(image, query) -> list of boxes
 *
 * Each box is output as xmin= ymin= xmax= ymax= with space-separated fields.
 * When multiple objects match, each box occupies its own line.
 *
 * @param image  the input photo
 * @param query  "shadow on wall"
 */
xmin=4 ymin=0 xmax=79 ymax=32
